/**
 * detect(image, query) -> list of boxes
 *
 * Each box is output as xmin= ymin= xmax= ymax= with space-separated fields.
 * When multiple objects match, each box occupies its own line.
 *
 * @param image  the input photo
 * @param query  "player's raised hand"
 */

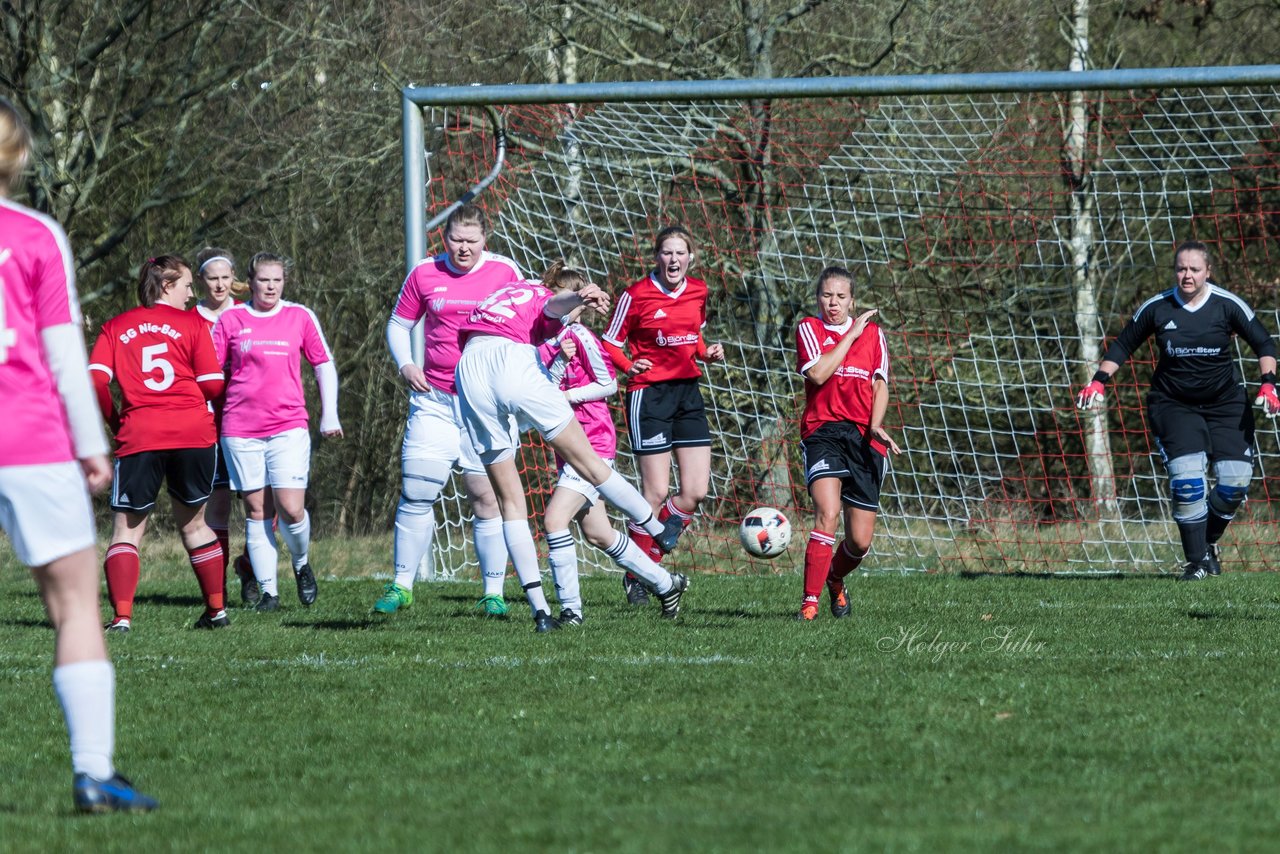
xmin=1254 ymin=382 xmax=1280 ymax=417
xmin=577 ymin=283 xmax=611 ymax=315
xmin=849 ymin=308 xmax=878 ymax=339
xmin=1075 ymin=380 xmax=1106 ymax=411
xmin=559 ymin=337 xmax=579 ymax=362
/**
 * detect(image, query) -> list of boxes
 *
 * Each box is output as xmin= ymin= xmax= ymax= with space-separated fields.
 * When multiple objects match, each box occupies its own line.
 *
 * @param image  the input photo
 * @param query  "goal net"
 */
xmin=407 ymin=73 xmax=1280 ymax=576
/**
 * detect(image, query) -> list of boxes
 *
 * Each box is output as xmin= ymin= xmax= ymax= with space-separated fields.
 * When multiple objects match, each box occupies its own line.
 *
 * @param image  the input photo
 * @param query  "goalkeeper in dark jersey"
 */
xmin=1076 ymin=240 xmax=1279 ymax=580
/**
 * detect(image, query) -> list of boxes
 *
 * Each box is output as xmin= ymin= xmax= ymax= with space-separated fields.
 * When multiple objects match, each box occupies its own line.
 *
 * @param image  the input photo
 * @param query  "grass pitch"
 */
xmin=4 ymin=539 xmax=1280 ymax=852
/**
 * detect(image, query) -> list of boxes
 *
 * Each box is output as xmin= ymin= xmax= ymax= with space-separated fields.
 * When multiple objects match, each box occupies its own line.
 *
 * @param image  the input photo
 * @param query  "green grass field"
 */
xmin=5 ymin=537 xmax=1280 ymax=852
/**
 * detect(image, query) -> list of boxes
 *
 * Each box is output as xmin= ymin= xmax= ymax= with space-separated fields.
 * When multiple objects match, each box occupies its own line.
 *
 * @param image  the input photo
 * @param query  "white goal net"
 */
xmin=407 ymin=75 xmax=1280 ymax=576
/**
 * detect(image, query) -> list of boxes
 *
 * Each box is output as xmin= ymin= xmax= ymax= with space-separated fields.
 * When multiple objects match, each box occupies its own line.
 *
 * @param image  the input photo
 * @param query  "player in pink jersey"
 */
xmin=539 ymin=310 xmax=681 ymax=625
xmin=602 ymin=225 xmax=725 ymax=606
xmin=213 ymin=252 xmax=342 ymax=613
xmin=455 ymin=261 xmax=688 ymax=631
xmin=794 ymin=265 xmax=900 ymax=622
xmin=89 ymin=255 xmax=228 ymax=632
xmin=374 ymin=204 xmax=521 ymax=617
xmin=0 ymin=97 xmax=156 ymax=812
xmin=191 ymin=246 xmax=268 ymax=607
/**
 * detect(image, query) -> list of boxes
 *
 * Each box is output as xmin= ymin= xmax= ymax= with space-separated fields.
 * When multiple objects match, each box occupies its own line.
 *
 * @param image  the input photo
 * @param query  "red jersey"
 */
xmin=795 ymin=316 xmax=890 ymax=452
xmin=88 ymin=303 xmax=224 ymax=455
xmin=602 ymin=273 xmax=707 ymax=389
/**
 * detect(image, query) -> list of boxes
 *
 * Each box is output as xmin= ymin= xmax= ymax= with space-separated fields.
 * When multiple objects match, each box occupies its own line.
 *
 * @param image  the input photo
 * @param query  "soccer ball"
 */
xmin=739 ymin=507 xmax=792 ymax=559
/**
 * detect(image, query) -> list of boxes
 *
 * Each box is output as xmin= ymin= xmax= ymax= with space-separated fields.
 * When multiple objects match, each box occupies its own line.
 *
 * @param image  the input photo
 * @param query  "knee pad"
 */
xmin=1166 ymin=452 xmax=1207 ymax=523
xmin=401 ymin=457 xmax=451 ymax=507
xmin=1209 ymin=459 xmax=1253 ymax=516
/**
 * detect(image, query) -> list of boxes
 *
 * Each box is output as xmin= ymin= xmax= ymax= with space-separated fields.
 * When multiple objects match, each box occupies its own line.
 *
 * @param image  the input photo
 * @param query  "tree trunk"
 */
xmin=1066 ymin=0 xmax=1118 ymax=517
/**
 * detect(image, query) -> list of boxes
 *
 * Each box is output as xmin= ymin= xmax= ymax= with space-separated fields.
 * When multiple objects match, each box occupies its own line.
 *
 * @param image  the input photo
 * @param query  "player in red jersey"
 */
xmin=794 ymin=265 xmax=900 ymax=621
xmin=89 ymin=255 xmax=228 ymax=631
xmin=602 ymin=225 xmax=724 ymax=604
xmin=0 ymin=97 xmax=156 ymax=812
xmin=191 ymin=246 xmax=269 ymax=606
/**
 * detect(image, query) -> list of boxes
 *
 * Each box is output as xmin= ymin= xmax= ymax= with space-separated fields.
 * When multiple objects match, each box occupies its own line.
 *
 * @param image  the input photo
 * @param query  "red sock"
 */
xmin=104 ymin=543 xmax=141 ymax=620
xmin=830 ymin=540 xmax=867 ymax=582
xmin=803 ymin=531 xmax=836 ymax=605
xmin=209 ymin=525 xmax=230 ymax=574
xmin=188 ymin=540 xmax=226 ymax=612
xmin=627 ymin=522 xmax=657 ymax=571
xmin=661 ymin=497 xmax=694 ymax=529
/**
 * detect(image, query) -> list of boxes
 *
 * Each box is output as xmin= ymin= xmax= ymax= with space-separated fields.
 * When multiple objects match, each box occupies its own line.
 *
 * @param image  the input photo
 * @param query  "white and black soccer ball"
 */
xmin=739 ymin=507 xmax=792 ymax=559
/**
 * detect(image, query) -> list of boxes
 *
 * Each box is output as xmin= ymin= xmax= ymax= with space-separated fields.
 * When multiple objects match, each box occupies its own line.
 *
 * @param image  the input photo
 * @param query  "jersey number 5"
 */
xmin=141 ymin=343 xmax=175 ymax=391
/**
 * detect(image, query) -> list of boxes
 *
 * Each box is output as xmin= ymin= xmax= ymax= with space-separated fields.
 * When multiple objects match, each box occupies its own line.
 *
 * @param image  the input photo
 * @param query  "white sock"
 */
xmin=53 ymin=660 xmax=115 ymax=780
xmin=279 ymin=512 xmax=311 ymax=571
xmin=246 ymin=517 xmax=279 ymax=597
xmin=546 ymin=529 xmax=581 ymax=612
xmin=605 ymin=531 xmax=673 ymax=594
xmin=501 ymin=520 xmax=550 ymax=616
xmin=474 ymin=515 xmax=508 ymax=597
xmin=393 ymin=498 xmax=435 ymax=589
xmin=595 ymin=471 xmax=663 ymax=536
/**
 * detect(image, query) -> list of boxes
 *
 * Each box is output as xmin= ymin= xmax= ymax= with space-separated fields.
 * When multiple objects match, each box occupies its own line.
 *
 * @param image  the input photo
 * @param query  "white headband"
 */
xmin=199 ymin=255 xmax=233 ymax=272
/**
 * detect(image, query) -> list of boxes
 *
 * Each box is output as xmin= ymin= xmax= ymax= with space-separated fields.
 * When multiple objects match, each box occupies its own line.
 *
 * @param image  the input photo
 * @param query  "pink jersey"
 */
xmin=0 ymin=199 xmax=81 ymax=466
xmin=557 ymin=324 xmax=617 ymax=459
xmin=391 ymin=252 xmax=521 ymax=394
xmin=212 ymin=300 xmax=334 ymax=438
xmin=459 ymin=282 xmax=562 ymax=347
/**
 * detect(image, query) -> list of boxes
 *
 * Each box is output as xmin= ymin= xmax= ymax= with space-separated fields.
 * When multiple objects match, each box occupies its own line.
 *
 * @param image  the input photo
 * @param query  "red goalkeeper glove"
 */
xmin=1254 ymin=383 xmax=1280 ymax=417
xmin=1075 ymin=380 xmax=1106 ymax=411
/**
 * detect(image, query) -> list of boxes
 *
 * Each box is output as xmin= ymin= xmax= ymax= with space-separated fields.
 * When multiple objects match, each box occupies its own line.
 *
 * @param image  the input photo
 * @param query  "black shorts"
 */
xmin=801 ymin=421 xmax=887 ymax=511
xmin=1148 ymin=389 xmax=1255 ymax=464
xmin=626 ymin=378 xmax=711 ymax=456
xmin=110 ymin=445 xmax=218 ymax=514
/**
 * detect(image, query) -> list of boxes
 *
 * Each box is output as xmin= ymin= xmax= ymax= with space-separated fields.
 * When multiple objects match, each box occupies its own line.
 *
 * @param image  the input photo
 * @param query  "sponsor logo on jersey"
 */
xmin=641 ymin=433 xmax=667 ymax=447
xmin=807 ymin=459 xmax=830 ymax=476
xmin=654 ymin=309 xmax=667 ymax=319
xmin=655 ymin=330 xmax=700 ymax=347
xmin=1165 ymin=341 xmax=1221 ymax=358
xmin=823 ymin=337 xmax=835 ymax=346
xmin=431 ymin=298 xmax=446 ymax=312
xmin=1164 ymin=320 xmax=1178 ymax=330
xmin=432 ymin=286 xmax=448 ymax=293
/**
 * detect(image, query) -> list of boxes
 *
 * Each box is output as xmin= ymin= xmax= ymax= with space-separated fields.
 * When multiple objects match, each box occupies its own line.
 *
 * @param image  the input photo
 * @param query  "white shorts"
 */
xmin=0 ymin=462 xmax=96 ymax=567
xmin=455 ymin=336 xmax=574 ymax=464
xmin=222 ymin=428 xmax=311 ymax=492
xmin=556 ymin=458 xmax=614 ymax=506
xmin=402 ymin=385 xmax=504 ymax=477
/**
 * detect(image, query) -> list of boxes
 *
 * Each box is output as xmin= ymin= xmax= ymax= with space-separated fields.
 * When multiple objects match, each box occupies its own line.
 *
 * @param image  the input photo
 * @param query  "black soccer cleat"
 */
xmin=558 ymin=609 xmax=585 ymax=626
xmin=1203 ymin=543 xmax=1222 ymax=576
xmin=533 ymin=610 xmax=561 ymax=633
xmin=255 ymin=592 xmax=280 ymax=612
xmin=657 ymin=573 xmax=689 ymax=620
xmin=653 ymin=515 xmax=685 ymax=555
xmin=1178 ymin=561 xmax=1209 ymax=582
xmin=73 ymin=772 xmax=158 ymax=814
xmin=234 ymin=554 xmax=261 ymax=607
xmin=827 ymin=580 xmax=852 ymax=619
xmin=294 ymin=563 xmax=318 ymax=607
xmin=193 ymin=609 xmax=230 ymax=630
xmin=622 ymin=572 xmax=650 ymax=606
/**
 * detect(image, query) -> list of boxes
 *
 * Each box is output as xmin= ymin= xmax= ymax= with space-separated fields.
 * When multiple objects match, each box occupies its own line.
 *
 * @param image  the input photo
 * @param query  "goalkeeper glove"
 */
xmin=1254 ymin=383 xmax=1280 ymax=417
xmin=1075 ymin=380 xmax=1106 ymax=411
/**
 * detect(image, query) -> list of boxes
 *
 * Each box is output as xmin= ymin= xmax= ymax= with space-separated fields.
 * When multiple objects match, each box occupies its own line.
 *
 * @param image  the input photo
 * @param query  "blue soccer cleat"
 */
xmin=73 ymin=772 xmax=158 ymax=814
